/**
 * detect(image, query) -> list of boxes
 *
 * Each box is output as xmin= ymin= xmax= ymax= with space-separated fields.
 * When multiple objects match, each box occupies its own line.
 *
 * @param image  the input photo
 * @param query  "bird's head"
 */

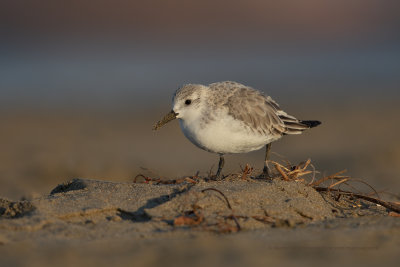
xmin=153 ymin=84 xmax=207 ymax=130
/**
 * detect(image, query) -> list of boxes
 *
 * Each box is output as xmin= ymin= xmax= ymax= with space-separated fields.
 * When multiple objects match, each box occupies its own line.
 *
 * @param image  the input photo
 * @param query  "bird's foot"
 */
xmin=213 ymin=171 xmax=224 ymax=181
xmin=256 ymin=167 xmax=273 ymax=180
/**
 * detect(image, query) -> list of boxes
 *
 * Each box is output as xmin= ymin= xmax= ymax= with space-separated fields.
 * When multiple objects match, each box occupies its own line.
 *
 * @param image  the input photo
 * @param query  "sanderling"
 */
xmin=153 ymin=81 xmax=320 ymax=179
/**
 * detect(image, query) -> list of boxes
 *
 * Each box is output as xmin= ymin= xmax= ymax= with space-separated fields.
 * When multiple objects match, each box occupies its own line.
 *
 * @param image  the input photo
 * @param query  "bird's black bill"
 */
xmin=153 ymin=110 xmax=178 ymax=131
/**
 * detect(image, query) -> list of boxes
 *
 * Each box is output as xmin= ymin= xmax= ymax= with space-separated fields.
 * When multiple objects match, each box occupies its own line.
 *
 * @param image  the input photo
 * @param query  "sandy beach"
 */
xmin=1 ymin=175 xmax=399 ymax=267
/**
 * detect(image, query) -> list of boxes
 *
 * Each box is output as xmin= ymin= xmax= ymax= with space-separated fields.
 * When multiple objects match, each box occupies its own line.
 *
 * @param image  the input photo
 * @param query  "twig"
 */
xmin=201 ymin=188 xmax=232 ymax=209
xmin=274 ymin=163 xmax=290 ymax=181
xmin=133 ymin=174 xmax=152 ymax=183
xmin=241 ymin=164 xmax=252 ymax=180
xmin=309 ymin=170 xmax=347 ymax=186
xmin=328 ymin=178 xmax=349 ymax=189
xmin=227 ymin=215 xmax=242 ymax=231
xmin=201 ymin=187 xmax=241 ymax=231
xmin=314 ymin=187 xmax=400 ymax=213
xmin=342 ymin=178 xmax=381 ymax=199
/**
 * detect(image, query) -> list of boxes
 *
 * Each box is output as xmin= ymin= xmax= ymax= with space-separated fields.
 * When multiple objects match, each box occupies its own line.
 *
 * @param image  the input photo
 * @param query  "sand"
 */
xmin=1 ymin=177 xmax=399 ymax=267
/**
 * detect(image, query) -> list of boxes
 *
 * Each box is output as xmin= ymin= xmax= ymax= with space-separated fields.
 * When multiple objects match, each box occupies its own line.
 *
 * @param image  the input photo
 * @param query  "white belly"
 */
xmin=179 ymin=116 xmax=280 ymax=154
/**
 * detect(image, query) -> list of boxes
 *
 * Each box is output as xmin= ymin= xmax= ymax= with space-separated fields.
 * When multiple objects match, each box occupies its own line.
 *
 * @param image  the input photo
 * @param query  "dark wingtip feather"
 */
xmin=300 ymin=120 xmax=321 ymax=128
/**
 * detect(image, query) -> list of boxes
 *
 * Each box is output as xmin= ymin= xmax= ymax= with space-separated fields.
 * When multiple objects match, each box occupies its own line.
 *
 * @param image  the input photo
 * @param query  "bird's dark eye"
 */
xmin=185 ymin=99 xmax=192 ymax=105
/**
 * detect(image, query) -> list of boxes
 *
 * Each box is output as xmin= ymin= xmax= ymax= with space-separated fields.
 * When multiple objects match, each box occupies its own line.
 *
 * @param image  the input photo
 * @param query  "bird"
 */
xmin=153 ymin=81 xmax=321 ymax=179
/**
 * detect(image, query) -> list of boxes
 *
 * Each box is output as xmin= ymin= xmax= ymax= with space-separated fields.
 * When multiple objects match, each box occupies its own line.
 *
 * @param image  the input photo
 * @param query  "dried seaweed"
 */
xmin=270 ymin=159 xmax=400 ymax=214
xmin=201 ymin=188 xmax=241 ymax=232
xmin=240 ymin=164 xmax=253 ymax=180
xmin=134 ymin=157 xmax=400 ymax=234
xmin=270 ymin=159 xmax=313 ymax=182
xmin=133 ymin=174 xmax=198 ymax=185
xmin=171 ymin=187 xmax=242 ymax=233
xmin=314 ymin=187 xmax=400 ymax=213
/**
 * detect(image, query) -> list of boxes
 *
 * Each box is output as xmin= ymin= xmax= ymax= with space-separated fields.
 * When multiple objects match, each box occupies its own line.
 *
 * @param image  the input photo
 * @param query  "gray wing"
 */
xmin=209 ymin=82 xmax=311 ymax=135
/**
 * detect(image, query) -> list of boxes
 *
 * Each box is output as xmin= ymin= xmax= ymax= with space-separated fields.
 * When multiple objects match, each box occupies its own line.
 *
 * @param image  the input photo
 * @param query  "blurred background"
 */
xmin=0 ymin=0 xmax=399 ymax=199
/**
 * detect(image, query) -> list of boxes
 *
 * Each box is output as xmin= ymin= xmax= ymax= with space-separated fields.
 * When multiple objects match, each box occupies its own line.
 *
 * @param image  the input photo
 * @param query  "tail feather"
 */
xmin=300 ymin=120 xmax=321 ymax=128
xmin=281 ymin=119 xmax=321 ymax=135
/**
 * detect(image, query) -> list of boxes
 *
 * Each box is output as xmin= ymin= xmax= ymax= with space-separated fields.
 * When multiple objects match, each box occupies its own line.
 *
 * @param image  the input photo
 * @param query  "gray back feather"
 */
xmin=208 ymin=81 xmax=311 ymax=136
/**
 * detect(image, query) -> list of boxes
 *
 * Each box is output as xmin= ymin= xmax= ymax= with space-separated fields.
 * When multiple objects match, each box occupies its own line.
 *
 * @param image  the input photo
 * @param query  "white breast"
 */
xmin=179 ymin=114 xmax=280 ymax=154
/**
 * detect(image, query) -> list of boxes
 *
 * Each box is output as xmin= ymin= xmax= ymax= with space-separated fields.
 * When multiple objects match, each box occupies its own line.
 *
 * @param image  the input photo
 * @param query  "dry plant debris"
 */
xmin=173 ymin=209 xmax=203 ymax=226
xmin=271 ymin=159 xmax=313 ymax=182
xmin=134 ymin=174 xmax=198 ymax=185
xmin=240 ymin=164 xmax=253 ymax=180
xmin=132 ymin=158 xmax=400 ymax=234
xmin=388 ymin=212 xmax=400 ymax=217
xmin=269 ymin=159 xmax=400 ymax=214
xmin=171 ymin=188 xmax=241 ymax=233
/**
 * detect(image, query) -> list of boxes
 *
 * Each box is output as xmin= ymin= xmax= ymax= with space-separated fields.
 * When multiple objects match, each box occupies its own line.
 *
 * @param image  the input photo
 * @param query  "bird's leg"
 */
xmin=215 ymin=154 xmax=225 ymax=180
xmin=262 ymin=143 xmax=272 ymax=179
